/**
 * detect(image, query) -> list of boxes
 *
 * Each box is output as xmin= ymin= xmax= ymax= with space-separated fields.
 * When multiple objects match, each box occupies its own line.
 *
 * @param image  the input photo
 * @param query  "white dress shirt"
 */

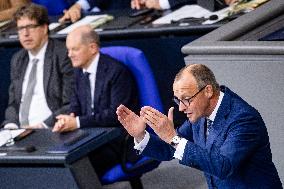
xmin=159 ymin=0 xmax=171 ymax=9
xmin=76 ymin=53 xmax=100 ymax=128
xmin=134 ymin=91 xmax=225 ymax=160
xmin=22 ymin=42 xmax=52 ymax=126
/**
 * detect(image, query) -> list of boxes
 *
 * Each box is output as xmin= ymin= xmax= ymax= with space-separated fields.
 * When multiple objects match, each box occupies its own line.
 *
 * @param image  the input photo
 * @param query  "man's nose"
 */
xmin=22 ymin=28 xmax=30 ymax=35
xmin=179 ymin=102 xmax=186 ymax=112
xmin=68 ymin=51 xmax=73 ymax=57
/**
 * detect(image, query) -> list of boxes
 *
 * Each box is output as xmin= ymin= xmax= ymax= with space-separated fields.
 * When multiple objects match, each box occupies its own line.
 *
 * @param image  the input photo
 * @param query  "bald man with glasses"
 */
xmin=116 ymin=64 xmax=282 ymax=188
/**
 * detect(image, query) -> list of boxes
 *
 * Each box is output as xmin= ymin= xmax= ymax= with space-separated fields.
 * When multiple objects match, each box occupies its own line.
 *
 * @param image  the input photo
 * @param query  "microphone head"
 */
xmin=209 ymin=14 xmax=218 ymax=20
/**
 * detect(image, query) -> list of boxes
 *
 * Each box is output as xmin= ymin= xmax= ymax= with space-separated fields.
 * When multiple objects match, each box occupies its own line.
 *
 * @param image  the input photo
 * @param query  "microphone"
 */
xmin=0 ymin=145 xmax=36 ymax=153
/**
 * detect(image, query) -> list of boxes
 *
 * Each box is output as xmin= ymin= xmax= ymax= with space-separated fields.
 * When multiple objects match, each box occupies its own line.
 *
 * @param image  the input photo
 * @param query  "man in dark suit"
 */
xmin=53 ymin=25 xmax=138 ymax=177
xmin=1 ymin=3 xmax=73 ymax=129
xmin=58 ymin=0 xmax=131 ymax=23
xmin=131 ymin=0 xmax=237 ymax=10
xmin=117 ymin=64 xmax=282 ymax=188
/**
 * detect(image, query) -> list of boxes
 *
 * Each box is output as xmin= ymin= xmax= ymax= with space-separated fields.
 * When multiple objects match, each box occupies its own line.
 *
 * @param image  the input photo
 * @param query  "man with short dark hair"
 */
xmin=117 ymin=64 xmax=282 ymax=188
xmin=2 ymin=3 xmax=73 ymax=129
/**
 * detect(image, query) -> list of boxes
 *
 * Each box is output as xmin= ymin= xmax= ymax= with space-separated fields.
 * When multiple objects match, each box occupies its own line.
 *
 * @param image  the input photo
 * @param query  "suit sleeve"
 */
xmin=85 ymin=0 xmax=111 ymax=9
xmin=43 ymin=48 xmax=74 ymax=127
xmin=180 ymin=113 xmax=261 ymax=179
xmin=79 ymin=66 xmax=138 ymax=127
xmin=70 ymin=73 xmax=82 ymax=116
xmin=168 ymin=0 xmax=196 ymax=9
xmin=141 ymin=121 xmax=193 ymax=161
xmin=1 ymin=54 xmax=21 ymax=127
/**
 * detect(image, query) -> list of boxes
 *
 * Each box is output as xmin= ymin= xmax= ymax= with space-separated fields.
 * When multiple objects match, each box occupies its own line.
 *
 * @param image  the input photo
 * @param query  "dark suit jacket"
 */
xmin=168 ymin=0 xmax=196 ymax=9
xmin=168 ymin=0 xmax=227 ymax=10
xmin=2 ymin=39 xmax=74 ymax=127
xmin=142 ymin=86 xmax=282 ymax=188
xmin=71 ymin=53 xmax=138 ymax=128
xmin=67 ymin=0 xmax=130 ymax=10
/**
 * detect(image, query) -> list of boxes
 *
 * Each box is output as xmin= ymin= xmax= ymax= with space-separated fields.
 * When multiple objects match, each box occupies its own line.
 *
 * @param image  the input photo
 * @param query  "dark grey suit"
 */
xmin=2 ymin=39 xmax=74 ymax=127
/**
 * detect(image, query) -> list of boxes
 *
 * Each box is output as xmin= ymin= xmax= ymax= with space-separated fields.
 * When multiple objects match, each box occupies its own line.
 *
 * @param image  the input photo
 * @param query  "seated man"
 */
xmin=58 ymin=0 xmax=131 ymax=23
xmin=53 ymin=25 xmax=138 ymax=177
xmin=131 ymin=0 xmax=238 ymax=10
xmin=1 ymin=3 xmax=73 ymax=129
xmin=0 ymin=0 xmax=30 ymax=21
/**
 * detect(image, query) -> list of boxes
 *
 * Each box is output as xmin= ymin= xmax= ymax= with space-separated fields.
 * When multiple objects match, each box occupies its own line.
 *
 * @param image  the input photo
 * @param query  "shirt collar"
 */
xmin=208 ymin=91 xmax=224 ymax=122
xmin=83 ymin=53 xmax=100 ymax=74
xmin=28 ymin=41 xmax=48 ymax=61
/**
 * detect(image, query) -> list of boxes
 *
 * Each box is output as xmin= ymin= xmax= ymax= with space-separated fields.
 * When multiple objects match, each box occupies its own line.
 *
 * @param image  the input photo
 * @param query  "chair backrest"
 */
xmin=100 ymin=46 xmax=163 ymax=185
xmin=101 ymin=46 xmax=164 ymax=112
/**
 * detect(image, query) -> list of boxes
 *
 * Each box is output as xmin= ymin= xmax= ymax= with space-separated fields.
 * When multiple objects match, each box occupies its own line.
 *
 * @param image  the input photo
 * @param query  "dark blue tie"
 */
xmin=83 ymin=72 xmax=92 ymax=116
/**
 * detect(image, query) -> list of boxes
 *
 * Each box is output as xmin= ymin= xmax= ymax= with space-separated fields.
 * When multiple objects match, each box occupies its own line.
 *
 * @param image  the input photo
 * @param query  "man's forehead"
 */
xmin=173 ymin=81 xmax=197 ymax=95
xmin=17 ymin=17 xmax=37 ymax=24
xmin=174 ymin=83 xmax=195 ymax=92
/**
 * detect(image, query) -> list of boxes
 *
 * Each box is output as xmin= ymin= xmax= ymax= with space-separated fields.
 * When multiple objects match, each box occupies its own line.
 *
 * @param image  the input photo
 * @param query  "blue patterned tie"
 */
xmin=206 ymin=119 xmax=213 ymax=137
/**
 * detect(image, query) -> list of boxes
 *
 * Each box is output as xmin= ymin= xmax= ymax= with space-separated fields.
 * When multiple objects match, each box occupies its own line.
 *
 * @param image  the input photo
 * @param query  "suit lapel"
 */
xmin=197 ymin=118 xmax=207 ymax=148
xmin=43 ymin=40 xmax=53 ymax=94
xmin=93 ymin=55 xmax=108 ymax=107
xmin=206 ymin=88 xmax=231 ymax=149
xmin=77 ymin=70 xmax=89 ymax=115
xmin=17 ymin=54 xmax=29 ymax=102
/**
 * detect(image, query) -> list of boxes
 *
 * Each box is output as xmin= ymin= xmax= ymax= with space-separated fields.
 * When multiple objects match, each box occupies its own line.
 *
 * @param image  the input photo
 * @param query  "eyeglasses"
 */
xmin=173 ymin=86 xmax=206 ymax=107
xmin=17 ymin=24 xmax=41 ymax=34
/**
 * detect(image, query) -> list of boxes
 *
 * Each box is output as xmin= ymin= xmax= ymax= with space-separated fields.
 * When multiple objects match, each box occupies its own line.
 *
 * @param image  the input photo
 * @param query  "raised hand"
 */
xmin=140 ymin=106 xmax=176 ymax=144
xmin=116 ymin=104 xmax=146 ymax=142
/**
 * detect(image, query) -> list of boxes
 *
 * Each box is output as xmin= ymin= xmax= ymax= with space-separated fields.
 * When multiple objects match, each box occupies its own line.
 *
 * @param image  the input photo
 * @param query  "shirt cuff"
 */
xmin=134 ymin=131 xmax=149 ymax=153
xmin=76 ymin=116 xmax=81 ymax=128
xmin=4 ymin=123 xmax=19 ymax=129
xmin=159 ymin=0 xmax=171 ymax=9
xmin=76 ymin=0 xmax=90 ymax=10
xmin=173 ymin=138 xmax=187 ymax=160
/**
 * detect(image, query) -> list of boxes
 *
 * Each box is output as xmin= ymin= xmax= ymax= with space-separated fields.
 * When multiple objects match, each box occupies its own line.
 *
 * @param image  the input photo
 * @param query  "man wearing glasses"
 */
xmin=116 ymin=64 xmax=282 ymax=188
xmin=2 ymin=3 xmax=73 ymax=129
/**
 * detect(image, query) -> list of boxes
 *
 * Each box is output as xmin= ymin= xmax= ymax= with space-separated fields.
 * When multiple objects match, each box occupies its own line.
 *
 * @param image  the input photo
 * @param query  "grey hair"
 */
xmin=80 ymin=28 xmax=100 ymax=47
xmin=174 ymin=64 xmax=220 ymax=92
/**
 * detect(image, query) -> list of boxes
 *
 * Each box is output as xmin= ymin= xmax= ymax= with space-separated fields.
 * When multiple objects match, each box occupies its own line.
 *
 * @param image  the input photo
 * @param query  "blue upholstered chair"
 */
xmin=100 ymin=46 xmax=164 ymax=189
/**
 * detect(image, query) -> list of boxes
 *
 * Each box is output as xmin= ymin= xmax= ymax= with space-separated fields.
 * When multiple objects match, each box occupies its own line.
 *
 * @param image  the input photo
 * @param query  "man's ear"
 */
xmin=90 ymin=43 xmax=99 ymax=55
xmin=43 ymin=24 xmax=49 ymax=35
xmin=205 ymin=85 xmax=214 ymax=99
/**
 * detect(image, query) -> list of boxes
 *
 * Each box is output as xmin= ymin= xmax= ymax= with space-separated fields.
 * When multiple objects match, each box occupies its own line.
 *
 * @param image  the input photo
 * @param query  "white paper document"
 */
xmin=0 ymin=129 xmax=25 ymax=147
xmin=152 ymin=5 xmax=230 ymax=25
xmin=57 ymin=15 xmax=109 ymax=34
xmin=49 ymin=22 xmax=61 ymax=31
